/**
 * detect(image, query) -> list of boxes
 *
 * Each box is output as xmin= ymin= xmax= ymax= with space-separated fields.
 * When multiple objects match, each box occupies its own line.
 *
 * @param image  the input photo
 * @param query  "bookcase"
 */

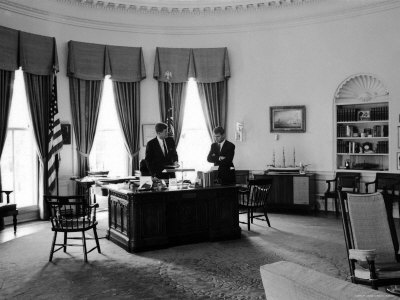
xmin=334 ymin=74 xmax=389 ymax=171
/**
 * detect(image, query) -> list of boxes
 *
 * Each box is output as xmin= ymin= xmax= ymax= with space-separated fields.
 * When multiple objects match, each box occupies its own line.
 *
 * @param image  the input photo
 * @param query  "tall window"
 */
xmin=89 ymin=77 xmax=128 ymax=177
xmin=177 ymin=79 xmax=212 ymax=181
xmin=1 ymin=69 xmax=37 ymax=207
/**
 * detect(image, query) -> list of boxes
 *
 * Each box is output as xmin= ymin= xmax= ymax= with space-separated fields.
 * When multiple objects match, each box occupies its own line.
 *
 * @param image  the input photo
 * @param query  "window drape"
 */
xmin=69 ymin=77 xmax=103 ymax=178
xmin=109 ymin=45 xmax=146 ymax=175
xmin=158 ymin=81 xmax=187 ymax=145
xmin=0 ymin=26 xmax=19 ymax=200
xmin=0 ymin=26 xmax=58 ymax=219
xmin=113 ymin=82 xmax=141 ymax=173
xmin=153 ymin=48 xmax=190 ymax=144
xmin=192 ymin=48 xmax=230 ymax=138
xmin=153 ymin=47 xmax=230 ymax=141
xmin=19 ymin=32 xmax=58 ymax=219
xmin=68 ymin=41 xmax=145 ymax=177
xmin=0 ymin=70 xmax=15 ymax=200
xmin=24 ymin=73 xmax=53 ymax=218
xmin=197 ymin=81 xmax=228 ymax=139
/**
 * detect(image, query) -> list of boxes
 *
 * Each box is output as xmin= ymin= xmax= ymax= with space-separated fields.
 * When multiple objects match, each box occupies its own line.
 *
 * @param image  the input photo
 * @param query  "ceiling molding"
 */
xmin=0 ymin=0 xmax=399 ymax=35
xmin=56 ymin=0 xmax=318 ymax=15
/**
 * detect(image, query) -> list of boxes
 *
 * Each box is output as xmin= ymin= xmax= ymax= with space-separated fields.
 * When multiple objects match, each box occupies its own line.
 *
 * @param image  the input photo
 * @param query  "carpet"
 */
xmin=0 ymin=213 xmax=349 ymax=299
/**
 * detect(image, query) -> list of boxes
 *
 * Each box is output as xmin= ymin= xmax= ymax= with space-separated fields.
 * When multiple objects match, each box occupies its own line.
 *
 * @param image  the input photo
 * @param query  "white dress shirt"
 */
xmin=157 ymin=136 xmax=167 ymax=156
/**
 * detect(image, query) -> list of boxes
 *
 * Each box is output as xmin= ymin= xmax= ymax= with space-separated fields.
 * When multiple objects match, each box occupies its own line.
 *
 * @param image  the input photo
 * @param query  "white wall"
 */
xmin=1 ymin=0 xmax=400 ymax=195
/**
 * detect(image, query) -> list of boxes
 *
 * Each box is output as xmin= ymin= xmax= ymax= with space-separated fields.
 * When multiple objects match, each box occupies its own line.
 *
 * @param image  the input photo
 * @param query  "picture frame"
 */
xmin=398 ymin=152 xmax=400 ymax=170
xmin=142 ymin=124 xmax=155 ymax=147
xmin=270 ymin=106 xmax=306 ymax=133
xmin=61 ymin=123 xmax=71 ymax=145
xmin=398 ymin=126 xmax=400 ymax=148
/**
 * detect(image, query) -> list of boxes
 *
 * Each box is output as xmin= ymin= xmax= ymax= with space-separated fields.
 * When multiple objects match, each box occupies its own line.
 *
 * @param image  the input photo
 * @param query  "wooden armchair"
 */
xmin=324 ymin=172 xmax=360 ymax=217
xmin=0 ymin=190 xmax=18 ymax=233
xmin=338 ymin=190 xmax=400 ymax=292
xmin=365 ymin=172 xmax=400 ymax=216
xmin=45 ymin=195 xmax=101 ymax=262
xmin=238 ymin=178 xmax=273 ymax=230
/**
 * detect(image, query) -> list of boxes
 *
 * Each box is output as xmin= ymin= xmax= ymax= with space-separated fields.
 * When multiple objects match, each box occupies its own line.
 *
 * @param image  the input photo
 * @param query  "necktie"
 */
xmin=163 ymin=140 xmax=168 ymax=156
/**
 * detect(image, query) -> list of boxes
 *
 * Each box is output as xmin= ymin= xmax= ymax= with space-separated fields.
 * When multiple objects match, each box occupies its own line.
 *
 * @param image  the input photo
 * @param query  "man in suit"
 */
xmin=207 ymin=126 xmax=236 ymax=184
xmin=145 ymin=123 xmax=179 ymax=179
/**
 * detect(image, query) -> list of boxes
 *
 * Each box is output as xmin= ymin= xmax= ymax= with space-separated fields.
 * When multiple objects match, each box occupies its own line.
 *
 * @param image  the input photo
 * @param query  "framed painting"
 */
xmin=398 ymin=126 xmax=400 ymax=148
xmin=398 ymin=152 xmax=400 ymax=170
xmin=270 ymin=106 xmax=306 ymax=133
xmin=142 ymin=124 xmax=155 ymax=147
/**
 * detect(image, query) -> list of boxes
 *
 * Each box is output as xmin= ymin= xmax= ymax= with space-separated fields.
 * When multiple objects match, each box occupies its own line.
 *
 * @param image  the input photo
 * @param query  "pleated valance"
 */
xmin=191 ymin=48 xmax=230 ymax=83
xmin=107 ymin=45 xmax=146 ymax=82
xmin=0 ymin=26 xmax=19 ymax=71
xmin=153 ymin=47 xmax=230 ymax=83
xmin=0 ymin=26 xmax=58 ymax=75
xmin=153 ymin=48 xmax=193 ymax=83
xmin=20 ymin=32 xmax=58 ymax=75
xmin=67 ymin=41 xmax=146 ymax=82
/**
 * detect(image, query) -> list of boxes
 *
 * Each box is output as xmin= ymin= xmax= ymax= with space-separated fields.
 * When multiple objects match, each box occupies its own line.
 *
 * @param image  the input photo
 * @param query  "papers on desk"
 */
xmin=196 ymin=170 xmax=218 ymax=187
xmin=139 ymin=176 xmax=153 ymax=190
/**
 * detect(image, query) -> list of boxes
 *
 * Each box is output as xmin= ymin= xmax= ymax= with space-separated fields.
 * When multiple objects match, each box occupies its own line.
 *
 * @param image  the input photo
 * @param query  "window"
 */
xmin=89 ymin=77 xmax=128 ymax=177
xmin=177 ymin=79 xmax=212 ymax=181
xmin=1 ymin=69 xmax=38 ymax=207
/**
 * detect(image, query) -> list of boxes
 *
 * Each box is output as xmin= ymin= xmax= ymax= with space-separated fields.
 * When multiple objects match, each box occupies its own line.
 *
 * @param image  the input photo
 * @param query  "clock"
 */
xmin=362 ymin=142 xmax=373 ymax=152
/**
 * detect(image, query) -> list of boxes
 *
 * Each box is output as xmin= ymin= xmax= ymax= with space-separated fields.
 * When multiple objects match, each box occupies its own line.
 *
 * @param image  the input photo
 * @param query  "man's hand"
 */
xmin=219 ymin=156 xmax=226 ymax=161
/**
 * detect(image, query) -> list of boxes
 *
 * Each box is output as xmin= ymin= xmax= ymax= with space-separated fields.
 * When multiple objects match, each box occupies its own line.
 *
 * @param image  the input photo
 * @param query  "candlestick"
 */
xmin=272 ymin=149 xmax=275 ymax=167
xmin=293 ymin=147 xmax=296 ymax=167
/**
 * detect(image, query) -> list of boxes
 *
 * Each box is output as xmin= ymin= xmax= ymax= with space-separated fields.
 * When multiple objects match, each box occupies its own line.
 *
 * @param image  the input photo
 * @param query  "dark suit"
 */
xmin=145 ymin=137 xmax=178 ymax=179
xmin=207 ymin=140 xmax=236 ymax=184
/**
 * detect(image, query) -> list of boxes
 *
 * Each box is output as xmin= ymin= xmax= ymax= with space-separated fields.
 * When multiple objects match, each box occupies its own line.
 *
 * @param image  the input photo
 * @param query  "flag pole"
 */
xmin=55 ymin=153 xmax=59 ymax=196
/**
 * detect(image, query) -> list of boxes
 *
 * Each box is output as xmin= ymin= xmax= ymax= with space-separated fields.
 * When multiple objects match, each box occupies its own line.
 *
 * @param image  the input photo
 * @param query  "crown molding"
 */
xmin=56 ymin=0 xmax=317 ymax=15
xmin=0 ymin=0 xmax=400 ymax=34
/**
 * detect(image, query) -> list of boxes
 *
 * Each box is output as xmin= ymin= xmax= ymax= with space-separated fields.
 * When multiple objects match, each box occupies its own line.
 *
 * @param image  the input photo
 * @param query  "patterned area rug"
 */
xmin=0 ymin=213 xmax=349 ymax=299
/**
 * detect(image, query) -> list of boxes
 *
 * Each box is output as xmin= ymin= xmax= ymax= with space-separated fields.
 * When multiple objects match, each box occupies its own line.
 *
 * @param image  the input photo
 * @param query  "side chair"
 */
xmin=338 ymin=189 xmax=400 ymax=292
xmin=45 ymin=195 xmax=101 ymax=262
xmin=0 ymin=190 xmax=18 ymax=233
xmin=365 ymin=172 xmax=400 ymax=217
xmin=324 ymin=172 xmax=360 ymax=217
xmin=238 ymin=178 xmax=273 ymax=230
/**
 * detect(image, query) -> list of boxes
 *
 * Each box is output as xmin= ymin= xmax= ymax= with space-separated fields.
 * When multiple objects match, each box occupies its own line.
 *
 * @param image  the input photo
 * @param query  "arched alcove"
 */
xmin=333 ymin=74 xmax=390 ymax=171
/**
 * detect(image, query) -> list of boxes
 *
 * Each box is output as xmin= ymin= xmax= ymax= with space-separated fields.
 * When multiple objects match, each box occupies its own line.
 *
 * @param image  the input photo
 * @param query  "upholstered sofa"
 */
xmin=260 ymin=261 xmax=397 ymax=299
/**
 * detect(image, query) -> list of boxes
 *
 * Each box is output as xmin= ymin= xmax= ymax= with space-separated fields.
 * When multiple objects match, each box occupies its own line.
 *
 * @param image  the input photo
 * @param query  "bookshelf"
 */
xmin=334 ymin=74 xmax=389 ymax=171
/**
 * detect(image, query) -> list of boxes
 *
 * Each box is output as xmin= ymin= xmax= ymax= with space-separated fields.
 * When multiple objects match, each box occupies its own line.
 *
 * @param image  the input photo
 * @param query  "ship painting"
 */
xmin=270 ymin=106 xmax=306 ymax=132
xmin=274 ymin=110 xmax=301 ymax=128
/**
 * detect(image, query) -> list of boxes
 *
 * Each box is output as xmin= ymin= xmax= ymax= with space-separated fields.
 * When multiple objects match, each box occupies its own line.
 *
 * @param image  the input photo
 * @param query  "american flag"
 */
xmin=166 ymin=81 xmax=175 ymax=137
xmin=47 ymin=73 xmax=63 ymax=193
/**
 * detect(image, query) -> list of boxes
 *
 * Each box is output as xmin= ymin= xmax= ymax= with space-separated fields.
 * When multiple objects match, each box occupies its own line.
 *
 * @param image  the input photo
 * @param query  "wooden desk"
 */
xmin=107 ymin=185 xmax=241 ymax=252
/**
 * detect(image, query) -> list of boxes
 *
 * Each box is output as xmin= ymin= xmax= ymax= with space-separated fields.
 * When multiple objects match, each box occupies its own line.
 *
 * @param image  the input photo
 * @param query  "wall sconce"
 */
xmin=235 ymin=122 xmax=243 ymax=142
